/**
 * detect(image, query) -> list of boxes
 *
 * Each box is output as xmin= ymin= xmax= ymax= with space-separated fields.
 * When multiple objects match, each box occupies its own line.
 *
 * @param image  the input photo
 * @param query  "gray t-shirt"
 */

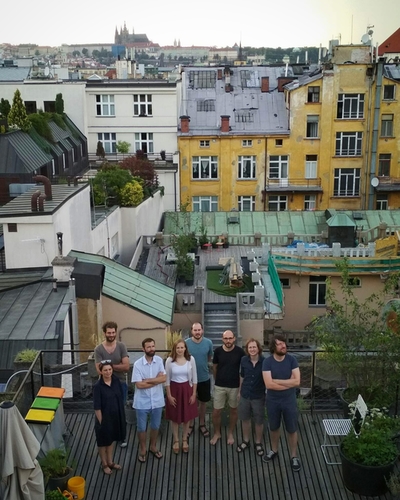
xmin=94 ymin=342 xmax=128 ymax=382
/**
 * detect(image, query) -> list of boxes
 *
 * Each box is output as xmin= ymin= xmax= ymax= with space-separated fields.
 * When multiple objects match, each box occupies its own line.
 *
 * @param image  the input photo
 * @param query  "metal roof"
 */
xmin=0 ymin=67 xmax=30 ymax=81
xmin=181 ymin=66 xmax=290 ymax=136
xmin=69 ymin=251 xmax=175 ymax=324
xmin=0 ymin=130 xmax=53 ymax=174
xmin=0 ymin=184 xmax=87 ymax=218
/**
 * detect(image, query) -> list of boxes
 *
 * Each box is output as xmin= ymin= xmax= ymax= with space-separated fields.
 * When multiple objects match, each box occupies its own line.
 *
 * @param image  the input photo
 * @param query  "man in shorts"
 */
xmin=262 ymin=334 xmax=301 ymax=472
xmin=132 ymin=338 xmax=166 ymax=463
xmin=185 ymin=322 xmax=213 ymax=437
xmin=210 ymin=330 xmax=245 ymax=446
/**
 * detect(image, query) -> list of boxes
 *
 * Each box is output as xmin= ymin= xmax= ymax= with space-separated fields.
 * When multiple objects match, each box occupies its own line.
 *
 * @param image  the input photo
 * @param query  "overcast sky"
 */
xmin=2 ymin=0 xmax=399 ymax=49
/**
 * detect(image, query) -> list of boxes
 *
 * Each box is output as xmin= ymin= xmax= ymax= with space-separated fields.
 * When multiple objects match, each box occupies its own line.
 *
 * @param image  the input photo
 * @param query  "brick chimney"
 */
xmin=277 ymin=77 xmax=295 ymax=92
xmin=180 ymin=115 xmax=190 ymax=133
xmin=221 ymin=115 xmax=230 ymax=133
xmin=261 ymin=76 xmax=269 ymax=92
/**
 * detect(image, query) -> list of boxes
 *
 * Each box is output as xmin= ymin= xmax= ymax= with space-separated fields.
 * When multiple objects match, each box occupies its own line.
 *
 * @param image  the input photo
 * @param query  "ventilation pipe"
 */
xmin=38 ymin=194 xmax=46 ymax=211
xmin=33 ymin=175 xmax=52 ymax=201
xmin=31 ymin=190 xmax=41 ymax=212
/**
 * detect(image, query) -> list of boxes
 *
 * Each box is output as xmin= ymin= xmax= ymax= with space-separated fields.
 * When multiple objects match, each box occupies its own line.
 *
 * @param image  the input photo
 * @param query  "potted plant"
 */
xmin=45 ymin=490 xmax=68 ymax=500
xmin=199 ymin=225 xmax=209 ymax=249
xmin=183 ymin=256 xmax=195 ymax=286
xmin=339 ymin=408 xmax=400 ymax=496
xmin=14 ymin=349 xmax=39 ymax=371
xmin=39 ymin=449 xmax=74 ymax=492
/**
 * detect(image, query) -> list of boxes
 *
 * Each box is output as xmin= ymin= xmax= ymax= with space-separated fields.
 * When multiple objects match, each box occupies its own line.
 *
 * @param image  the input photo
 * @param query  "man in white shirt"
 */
xmin=132 ymin=338 xmax=166 ymax=463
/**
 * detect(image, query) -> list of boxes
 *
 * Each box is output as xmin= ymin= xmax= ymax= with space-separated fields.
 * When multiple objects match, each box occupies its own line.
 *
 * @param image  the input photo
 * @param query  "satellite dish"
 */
xmin=371 ymin=177 xmax=379 ymax=187
xmin=361 ymin=34 xmax=370 ymax=44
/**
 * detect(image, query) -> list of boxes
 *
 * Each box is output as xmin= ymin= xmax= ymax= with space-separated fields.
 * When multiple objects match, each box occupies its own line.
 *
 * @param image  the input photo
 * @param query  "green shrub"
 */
xmin=120 ymin=181 xmax=144 ymax=207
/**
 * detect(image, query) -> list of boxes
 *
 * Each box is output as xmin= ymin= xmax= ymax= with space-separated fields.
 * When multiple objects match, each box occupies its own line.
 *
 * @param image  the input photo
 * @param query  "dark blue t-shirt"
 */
xmin=240 ymin=355 xmax=265 ymax=400
xmin=262 ymin=354 xmax=298 ymax=400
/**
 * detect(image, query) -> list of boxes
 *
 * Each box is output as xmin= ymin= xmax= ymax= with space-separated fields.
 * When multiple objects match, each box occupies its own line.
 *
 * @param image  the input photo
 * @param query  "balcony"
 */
xmin=375 ymin=176 xmax=400 ymax=192
xmin=265 ymin=178 xmax=323 ymax=192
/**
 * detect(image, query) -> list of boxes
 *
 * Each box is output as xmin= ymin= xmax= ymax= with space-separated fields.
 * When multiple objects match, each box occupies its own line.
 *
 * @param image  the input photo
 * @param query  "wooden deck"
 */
xmin=65 ymin=411 xmax=394 ymax=500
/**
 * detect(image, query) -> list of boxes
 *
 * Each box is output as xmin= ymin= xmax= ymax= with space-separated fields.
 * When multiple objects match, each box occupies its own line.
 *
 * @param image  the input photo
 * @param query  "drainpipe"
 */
xmin=368 ymin=58 xmax=384 ymax=210
xmin=263 ymin=138 xmax=268 ymax=211
xmin=69 ymin=278 xmax=80 ymax=354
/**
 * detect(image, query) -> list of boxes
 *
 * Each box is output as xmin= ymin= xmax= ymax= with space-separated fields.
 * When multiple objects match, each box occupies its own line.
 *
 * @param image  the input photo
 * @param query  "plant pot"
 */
xmin=223 ymin=242 xmax=229 ymax=248
xmin=185 ymin=277 xmax=194 ymax=286
xmin=48 ymin=467 xmax=74 ymax=492
xmin=340 ymin=445 xmax=396 ymax=497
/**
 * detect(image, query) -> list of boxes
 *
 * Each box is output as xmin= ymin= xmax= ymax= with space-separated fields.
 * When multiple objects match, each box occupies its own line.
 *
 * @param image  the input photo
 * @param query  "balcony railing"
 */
xmin=88 ymin=152 xmax=175 ymax=164
xmin=265 ymin=177 xmax=322 ymax=191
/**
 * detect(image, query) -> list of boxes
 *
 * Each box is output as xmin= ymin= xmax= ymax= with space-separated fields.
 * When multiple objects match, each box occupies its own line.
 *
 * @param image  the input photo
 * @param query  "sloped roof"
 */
xmin=378 ymin=28 xmax=400 ymax=56
xmin=0 ymin=130 xmax=53 ymax=173
xmin=69 ymin=250 xmax=175 ymax=324
xmin=0 ymin=67 xmax=30 ymax=81
xmin=326 ymin=213 xmax=356 ymax=227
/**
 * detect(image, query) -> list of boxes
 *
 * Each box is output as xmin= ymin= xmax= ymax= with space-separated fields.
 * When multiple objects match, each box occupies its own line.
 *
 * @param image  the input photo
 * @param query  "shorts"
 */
xmin=197 ymin=379 xmax=211 ymax=403
xmin=213 ymin=386 xmax=239 ymax=410
xmin=266 ymin=396 xmax=298 ymax=434
xmin=135 ymin=407 xmax=163 ymax=433
xmin=238 ymin=396 xmax=265 ymax=425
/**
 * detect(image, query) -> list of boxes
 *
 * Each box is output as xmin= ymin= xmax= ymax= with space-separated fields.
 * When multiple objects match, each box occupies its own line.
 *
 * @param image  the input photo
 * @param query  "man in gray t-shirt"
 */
xmin=95 ymin=321 xmax=129 ymax=447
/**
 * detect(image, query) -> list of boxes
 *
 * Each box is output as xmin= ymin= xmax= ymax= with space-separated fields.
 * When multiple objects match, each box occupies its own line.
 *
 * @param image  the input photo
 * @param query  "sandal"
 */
xmin=255 ymin=443 xmax=264 ymax=457
xmin=138 ymin=453 xmax=146 ymax=463
xmin=199 ymin=424 xmax=210 ymax=437
xmin=108 ymin=462 xmax=122 ymax=470
xmin=182 ymin=439 xmax=189 ymax=453
xmin=102 ymin=464 xmax=113 ymax=475
xmin=187 ymin=425 xmax=194 ymax=438
xmin=236 ymin=441 xmax=250 ymax=453
xmin=172 ymin=441 xmax=180 ymax=454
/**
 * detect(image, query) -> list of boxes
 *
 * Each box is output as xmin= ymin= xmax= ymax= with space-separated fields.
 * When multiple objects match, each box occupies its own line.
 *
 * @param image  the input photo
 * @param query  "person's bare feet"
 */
xmin=227 ymin=434 xmax=235 ymax=445
xmin=210 ymin=433 xmax=221 ymax=445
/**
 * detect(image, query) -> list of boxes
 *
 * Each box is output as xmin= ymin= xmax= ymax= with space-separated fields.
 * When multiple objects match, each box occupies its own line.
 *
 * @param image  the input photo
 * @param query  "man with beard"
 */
xmin=185 ymin=322 xmax=213 ymax=438
xmin=262 ymin=334 xmax=301 ymax=472
xmin=131 ymin=338 xmax=166 ymax=463
xmin=210 ymin=330 xmax=245 ymax=446
xmin=95 ymin=321 xmax=129 ymax=447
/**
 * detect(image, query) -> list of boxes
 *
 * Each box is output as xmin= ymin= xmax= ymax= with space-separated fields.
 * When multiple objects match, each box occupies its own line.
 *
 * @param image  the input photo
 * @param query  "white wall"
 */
xmin=90 ymin=207 xmax=121 ymax=258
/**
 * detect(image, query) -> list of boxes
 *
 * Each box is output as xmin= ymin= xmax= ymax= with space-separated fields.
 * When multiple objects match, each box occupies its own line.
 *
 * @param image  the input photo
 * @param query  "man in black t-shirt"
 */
xmin=210 ymin=330 xmax=245 ymax=446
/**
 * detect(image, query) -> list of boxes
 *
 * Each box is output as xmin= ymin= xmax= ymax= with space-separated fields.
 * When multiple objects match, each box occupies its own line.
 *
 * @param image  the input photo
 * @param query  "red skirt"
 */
xmin=165 ymin=381 xmax=198 ymax=424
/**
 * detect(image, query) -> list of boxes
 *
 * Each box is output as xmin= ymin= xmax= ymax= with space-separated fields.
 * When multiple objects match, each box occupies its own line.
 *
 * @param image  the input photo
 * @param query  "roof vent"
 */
xmin=353 ymin=212 xmax=363 ymax=220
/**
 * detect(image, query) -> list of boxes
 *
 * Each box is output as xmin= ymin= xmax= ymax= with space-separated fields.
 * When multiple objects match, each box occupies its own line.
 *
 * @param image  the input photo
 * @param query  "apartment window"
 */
xmin=307 ymin=86 xmax=320 ymax=103
xmin=347 ymin=277 xmax=361 ymax=287
xmin=268 ymin=195 xmax=287 ymax=211
xmin=305 ymin=155 xmax=317 ymax=178
xmin=306 ymin=115 xmax=319 ymax=138
xmin=24 ymin=101 xmax=37 ymax=114
xmin=238 ymin=196 xmax=255 ymax=211
xmin=269 ymin=155 xmax=288 ymax=179
xmin=96 ymin=95 xmax=115 ymax=116
xmin=192 ymin=156 xmax=218 ymax=179
xmin=197 ymin=99 xmax=215 ymax=111
xmin=378 ymin=154 xmax=391 ymax=176
xmin=337 ymin=93 xmax=364 ymax=119
xmin=376 ymin=194 xmax=388 ymax=210
xmin=199 ymin=140 xmax=210 ymax=148
xmin=189 ymin=70 xmax=216 ymax=89
xmin=44 ymin=101 xmax=56 ymax=113
xmin=238 ymin=156 xmax=256 ymax=179
xmin=304 ymin=195 xmax=316 ymax=210
xmin=309 ymin=276 xmax=326 ymax=306
xmin=98 ymin=132 xmax=117 ymax=153
xmin=8 ymin=223 xmax=17 ymax=233
xmin=383 ymin=85 xmax=395 ymax=100
xmin=335 ymin=132 xmax=362 ymax=156
xmin=333 ymin=168 xmax=360 ymax=196
xmin=133 ymin=94 xmax=152 ymax=116
xmin=275 ymin=139 xmax=283 ymax=146
xmin=242 ymin=140 xmax=253 ymax=147
xmin=134 ymin=132 xmax=154 ymax=154
xmin=280 ymin=278 xmax=290 ymax=288
xmin=192 ymin=196 xmax=218 ymax=212
xmin=381 ymin=114 xmax=394 ymax=137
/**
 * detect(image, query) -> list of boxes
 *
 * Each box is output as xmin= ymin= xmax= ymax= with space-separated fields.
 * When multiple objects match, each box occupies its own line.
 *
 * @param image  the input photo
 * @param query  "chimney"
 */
xmin=221 ymin=115 xmax=230 ymax=133
xmin=217 ymin=69 xmax=223 ymax=80
xmin=38 ymin=193 xmax=46 ymax=211
xmin=180 ymin=115 xmax=190 ymax=133
xmin=31 ymin=190 xmax=41 ymax=212
xmin=33 ymin=175 xmax=52 ymax=201
xmin=261 ymin=76 xmax=269 ymax=92
xmin=277 ymin=77 xmax=295 ymax=92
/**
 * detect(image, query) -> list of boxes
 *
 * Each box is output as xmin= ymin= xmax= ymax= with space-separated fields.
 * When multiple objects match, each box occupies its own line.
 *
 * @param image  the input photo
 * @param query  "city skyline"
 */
xmin=2 ymin=0 xmax=399 ymax=50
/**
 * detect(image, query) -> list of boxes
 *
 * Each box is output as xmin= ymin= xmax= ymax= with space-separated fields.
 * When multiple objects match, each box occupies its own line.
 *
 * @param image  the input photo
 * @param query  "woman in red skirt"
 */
xmin=165 ymin=339 xmax=198 ymax=454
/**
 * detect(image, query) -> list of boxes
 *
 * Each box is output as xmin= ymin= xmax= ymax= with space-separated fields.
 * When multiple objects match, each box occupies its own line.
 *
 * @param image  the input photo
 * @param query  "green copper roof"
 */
xmin=69 ymin=251 xmax=175 ymax=324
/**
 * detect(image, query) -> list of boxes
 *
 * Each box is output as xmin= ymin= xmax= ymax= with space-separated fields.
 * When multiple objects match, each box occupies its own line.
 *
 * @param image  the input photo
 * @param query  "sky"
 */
xmin=2 ymin=0 xmax=399 ymax=49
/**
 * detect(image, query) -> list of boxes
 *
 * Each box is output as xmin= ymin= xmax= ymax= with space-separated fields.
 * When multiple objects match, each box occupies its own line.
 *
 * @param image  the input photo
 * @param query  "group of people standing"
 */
xmin=93 ymin=321 xmax=301 ymax=474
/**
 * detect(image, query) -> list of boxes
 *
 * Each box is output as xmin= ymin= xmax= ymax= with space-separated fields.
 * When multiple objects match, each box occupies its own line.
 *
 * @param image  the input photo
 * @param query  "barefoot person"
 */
xmin=132 ymin=338 xmax=166 ymax=463
xmin=237 ymin=338 xmax=266 ymax=457
xmin=262 ymin=334 xmax=301 ymax=472
xmin=185 ymin=322 xmax=213 ymax=438
xmin=93 ymin=361 xmax=126 ymax=475
xmin=210 ymin=331 xmax=245 ymax=446
xmin=165 ymin=339 xmax=198 ymax=454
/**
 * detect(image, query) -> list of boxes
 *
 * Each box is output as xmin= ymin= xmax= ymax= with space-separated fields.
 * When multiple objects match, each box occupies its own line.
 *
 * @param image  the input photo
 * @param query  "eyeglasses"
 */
xmin=223 ymin=337 xmax=234 ymax=341
xmin=100 ymin=359 xmax=112 ymax=364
